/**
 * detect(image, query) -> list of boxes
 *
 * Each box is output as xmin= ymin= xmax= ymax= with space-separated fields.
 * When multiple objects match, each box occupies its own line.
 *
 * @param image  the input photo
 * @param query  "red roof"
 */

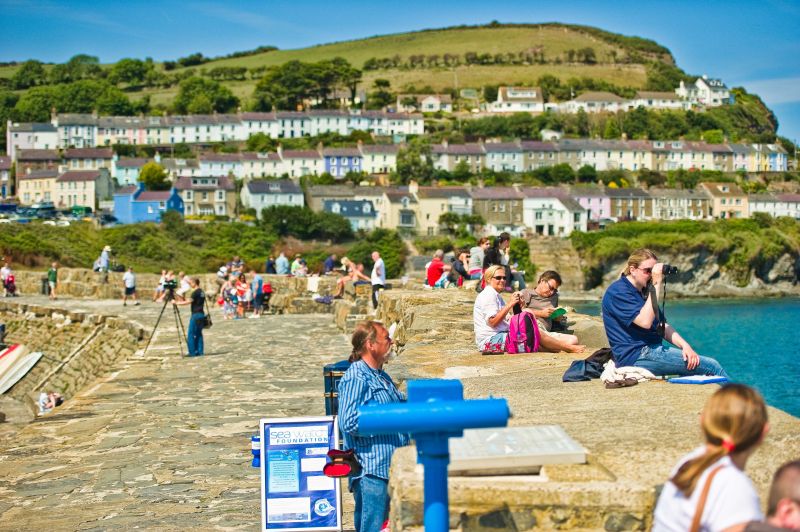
xmin=137 ymin=190 xmax=171 ymax=201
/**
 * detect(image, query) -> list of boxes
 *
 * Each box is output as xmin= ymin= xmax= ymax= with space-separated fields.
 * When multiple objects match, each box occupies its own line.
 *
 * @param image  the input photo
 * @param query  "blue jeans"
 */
xmin=187 ymin=312 xmax=205 ymax=356
xmin=352 ymin=474 xmax=389 ymax=532
xmin=633 ymin=344 xmax=729 ymax=378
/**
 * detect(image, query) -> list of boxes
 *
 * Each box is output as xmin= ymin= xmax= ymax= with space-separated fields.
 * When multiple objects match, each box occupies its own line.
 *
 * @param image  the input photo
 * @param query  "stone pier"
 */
xmin=0 ymin=296 xmax=353 ymax=530
xmin=374 ymin=289 xmax=800 ymax=530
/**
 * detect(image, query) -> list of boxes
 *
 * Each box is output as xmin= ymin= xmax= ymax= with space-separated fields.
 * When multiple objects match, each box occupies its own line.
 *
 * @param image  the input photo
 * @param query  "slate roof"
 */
xmin=240 ymin=152 xmax=282 ymax=162
xmin=246 ymin=180 xmax=303 ymax=195
xmin=174 ymin=176 xmax=235 ymax=190
xmin=8 ymin=122 xmax=57 ymax=133
xmin=416 ymin=186 xmax=471 ymax=199
xmin=17 ymin=170 xmax=58 ymax=180
xmin=648 ymin=188 xmax=711 ymax=200
xmin=281 ymin=149 xmax=321 ymax=159
xmin=240 ymin=112 xmax=277 ymax=121
xmin=520 ymin=141 xmax=558 ymax=152
xmin=18 ymin=149 xmax=60 ymax=161
xmin=199 ymin=153 xmax=242 ymax=163
xmin=469 ymin=187 xmax=524 ymax=200
xmin=484 ymin=142 xmax=523 ymax=153
xmin=323 ymin=147 xmax=362 ymax=157
xmin=115 ymin=157 xmax=150 ymax=168
xmin=57 ymin=170 xmax=101 ymax=182
xmin=323 ymin=199 xmax=376 ymax=217
xmin=431 ymin=143 xmax=485 ymax=155
xmin=0 ymin=157 xmax=11 ymax=170
xmin=604 ymin=187 xmax=650 ymax=199
xmin=359 ymin=144 xmax=399 ymax=155
xmin=384 ymin=187 xmax=417 ymax=203
xmin=64 ymin=148 xmax=113 ymax=159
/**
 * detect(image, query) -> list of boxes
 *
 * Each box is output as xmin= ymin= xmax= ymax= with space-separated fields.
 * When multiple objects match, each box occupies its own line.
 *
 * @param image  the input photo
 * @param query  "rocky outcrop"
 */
xmin=589 ymin=251 xmax=800 ymax=298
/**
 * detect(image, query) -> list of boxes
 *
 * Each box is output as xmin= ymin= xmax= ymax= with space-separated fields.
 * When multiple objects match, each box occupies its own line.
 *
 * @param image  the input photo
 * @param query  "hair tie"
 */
xmin=721 ymin=438 xmax=735 ymax=453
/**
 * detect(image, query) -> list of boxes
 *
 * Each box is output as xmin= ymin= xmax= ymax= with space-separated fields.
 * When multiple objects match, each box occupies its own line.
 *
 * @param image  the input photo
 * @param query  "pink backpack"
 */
xmin=505 ymin=312 xmax=541 ymax=354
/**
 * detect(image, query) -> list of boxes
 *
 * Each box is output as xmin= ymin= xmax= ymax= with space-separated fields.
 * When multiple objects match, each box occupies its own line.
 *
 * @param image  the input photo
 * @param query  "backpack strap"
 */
xmin=690 ymin=465 xmax=725 ymax=532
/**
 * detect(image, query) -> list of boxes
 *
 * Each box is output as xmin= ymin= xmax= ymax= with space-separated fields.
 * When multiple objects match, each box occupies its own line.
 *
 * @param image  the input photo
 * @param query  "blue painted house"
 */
xmin=113 ymin=183 xmax=184 ymax=224
xmin=323 ymin=199 xmax=376 ymax=231
xmin=322 ymin=147 xmax=362 ymax=178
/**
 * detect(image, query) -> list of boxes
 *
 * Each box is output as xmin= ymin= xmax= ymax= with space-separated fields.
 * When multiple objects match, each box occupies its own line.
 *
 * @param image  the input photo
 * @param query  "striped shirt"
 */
xmin=337 ymin=359 xmax=410 ymax=480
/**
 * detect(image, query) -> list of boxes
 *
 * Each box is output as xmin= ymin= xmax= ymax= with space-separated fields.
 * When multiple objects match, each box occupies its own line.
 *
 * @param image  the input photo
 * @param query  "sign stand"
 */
xmin=259 ymin=416 xmax=342 ymax=531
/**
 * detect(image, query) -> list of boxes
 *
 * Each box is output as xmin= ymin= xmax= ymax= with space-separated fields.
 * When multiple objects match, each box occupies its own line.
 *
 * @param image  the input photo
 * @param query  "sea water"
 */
xmin=572 ymin=297 xmax=800 ymax=417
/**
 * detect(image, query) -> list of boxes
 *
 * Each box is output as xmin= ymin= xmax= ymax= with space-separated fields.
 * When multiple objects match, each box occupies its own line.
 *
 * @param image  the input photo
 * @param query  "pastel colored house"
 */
xmin=699 ymin=182 xmax=748 ymax=219
xmin=567 ymin=186 xmax=611 ymax=222
xmin=113 ymin=183 xmax=184 ymax=224
xmin=52 ymin=113 xmax=97 ymax=148
xmin=54 ymin=169 xmax=113 ymax=210
xmin=380 ymin=187 xmax=418 ymax=232
xmin=199 ymin=153 xmax=243 ymax=178
xmin=396 ymin=94 xmax=453 ymax=113
xmin=0 ymin=156 xmax=11 ymax=198
xmin=241 ymin=179 xmax=304 ymax=219
xmin=278 ymin=147 xmax=323 ymax=177
xmin=431 ymin=141 xmax=486 ymax=173
xmin=5 ymin=121 xmax=58 ymax=161
xmin=113 ymin=157 xmax=150 ymax=186
xmin=322 ymin=147 xmax=362 ymax=178
xmin=628 ymin=92 xmax=692 ymax=111
xmin=323 ymin=199 xmax=377 ymax=231
xmin=411 ymin=182 xmax=472 ymax=236
xmin=241 ymin=151 xmax=283 ymax=179
xmin=484 ymin=141 xmax=524 ymax=173
xmin=17 ymin=169 xmax=58 ymax=205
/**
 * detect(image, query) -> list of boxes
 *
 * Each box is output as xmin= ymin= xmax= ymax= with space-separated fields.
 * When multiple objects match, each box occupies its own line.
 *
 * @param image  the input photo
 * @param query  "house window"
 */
xmin=202 ymin=192 xmax=208 ymax=201
xmin=400 ymin=211 xmax=415 ymax=226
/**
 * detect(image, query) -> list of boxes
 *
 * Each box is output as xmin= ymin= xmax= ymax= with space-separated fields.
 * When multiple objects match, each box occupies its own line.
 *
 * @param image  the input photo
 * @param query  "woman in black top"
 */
xmin=482 ymin=232 xmax=526 ymax=291
xmin=174 ymin=277 xmax=206 ymax=356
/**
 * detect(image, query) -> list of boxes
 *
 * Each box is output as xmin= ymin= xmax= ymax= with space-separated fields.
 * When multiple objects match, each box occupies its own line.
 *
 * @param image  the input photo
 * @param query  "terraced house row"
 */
xmin=5 ymin=110 xmax=424 ymax=159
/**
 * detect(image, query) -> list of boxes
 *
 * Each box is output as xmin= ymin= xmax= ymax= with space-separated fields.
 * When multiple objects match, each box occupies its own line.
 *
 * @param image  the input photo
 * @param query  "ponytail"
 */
xmin=349 ymin=321 xmax=381 ymax=363
xmin=670 ymin=384 xmax=768 ymax=497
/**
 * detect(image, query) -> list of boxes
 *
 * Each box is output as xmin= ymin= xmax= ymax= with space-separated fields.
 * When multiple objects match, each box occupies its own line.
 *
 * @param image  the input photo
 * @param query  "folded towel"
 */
xmin=601 ymin=360 xmax=656 ymax=384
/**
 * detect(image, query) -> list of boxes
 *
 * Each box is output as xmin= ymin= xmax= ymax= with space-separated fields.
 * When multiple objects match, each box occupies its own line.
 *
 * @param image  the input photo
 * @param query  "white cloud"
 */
xmin=741 ymin=77 xmax=800 ymax=105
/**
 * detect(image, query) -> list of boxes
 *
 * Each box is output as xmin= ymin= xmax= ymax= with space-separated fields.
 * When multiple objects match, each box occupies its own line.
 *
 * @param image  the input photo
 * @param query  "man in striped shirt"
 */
xmin=338 ymin=321 xmax=410 ymax=532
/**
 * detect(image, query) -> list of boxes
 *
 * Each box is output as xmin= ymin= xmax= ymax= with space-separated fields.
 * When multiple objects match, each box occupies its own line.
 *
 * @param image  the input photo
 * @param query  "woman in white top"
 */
xmin=468 ymin=237 xmax=491 ymax=279
xmin=653 ymin=384 xmax=769 ymax=532
xmin=473 ymin=265 xmax=520 ymax=352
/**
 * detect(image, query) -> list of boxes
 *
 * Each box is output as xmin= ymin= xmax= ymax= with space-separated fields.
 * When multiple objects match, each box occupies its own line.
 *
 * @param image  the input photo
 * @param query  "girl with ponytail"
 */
xmin=654 ymin=384 xmax=769 ymax=531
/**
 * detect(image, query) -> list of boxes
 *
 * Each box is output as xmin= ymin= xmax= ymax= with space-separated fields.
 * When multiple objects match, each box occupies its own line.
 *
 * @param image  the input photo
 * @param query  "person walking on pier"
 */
xmin=122 ymin=267 xmax=139 ymax=306
xmin=47 ymin=262 xmax=58 ymax=300
xmin=370 ymin=251 xmax=385 ymax=309
xmin=173 ymin=277 xmax=205 ymax=356
xmin=338 ymin=321 xmax=409 ymax=532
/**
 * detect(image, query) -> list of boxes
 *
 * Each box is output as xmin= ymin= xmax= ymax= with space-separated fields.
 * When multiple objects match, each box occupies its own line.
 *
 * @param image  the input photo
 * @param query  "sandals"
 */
xmin=605 ymin=378 xmax=639 ymax=389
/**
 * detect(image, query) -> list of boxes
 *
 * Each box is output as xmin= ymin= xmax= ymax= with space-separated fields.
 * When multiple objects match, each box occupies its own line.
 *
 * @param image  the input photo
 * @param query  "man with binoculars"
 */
xmin=602 ymin=248 xmax=729 ymax=377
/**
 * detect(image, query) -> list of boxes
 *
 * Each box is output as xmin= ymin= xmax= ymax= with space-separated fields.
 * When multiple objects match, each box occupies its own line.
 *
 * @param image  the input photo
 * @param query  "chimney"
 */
xmin=154 ymin=152 xmax=162 ymax=164
xmin=408 ymin=180 xmax=418 ymax=195
xmin=277 ymin=144 xmax=283 ymax=158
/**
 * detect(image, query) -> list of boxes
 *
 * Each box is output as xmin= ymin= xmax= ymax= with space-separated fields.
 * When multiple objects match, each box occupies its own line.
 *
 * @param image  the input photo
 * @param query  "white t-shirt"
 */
xmin=371 ymin=258 xmax=385 ymax=285
xmin=0 ymin=266 xmax=10 ymax=281
xmin=473 ymin=286 xmax=509 ymax=349
xmin=653 ymin=447 xmax=763 ymax=532
xmin=123 ymin=271 xmax=136 ymax=288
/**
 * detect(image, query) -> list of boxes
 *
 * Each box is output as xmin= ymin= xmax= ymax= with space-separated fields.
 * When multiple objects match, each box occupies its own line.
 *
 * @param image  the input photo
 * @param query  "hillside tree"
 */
xmin=138 ymin=162 xmax=171 ymax=191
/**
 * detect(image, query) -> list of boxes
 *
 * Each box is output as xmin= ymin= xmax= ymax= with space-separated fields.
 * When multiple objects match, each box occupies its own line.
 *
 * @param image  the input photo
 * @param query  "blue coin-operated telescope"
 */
xmin=358 ymin=379 xmax=510 ymax=532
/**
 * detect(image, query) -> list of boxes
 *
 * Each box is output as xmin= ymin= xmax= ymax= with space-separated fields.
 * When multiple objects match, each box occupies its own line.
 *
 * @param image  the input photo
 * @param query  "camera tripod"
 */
xmin=142 ymin=289 xmax=187 ymax=356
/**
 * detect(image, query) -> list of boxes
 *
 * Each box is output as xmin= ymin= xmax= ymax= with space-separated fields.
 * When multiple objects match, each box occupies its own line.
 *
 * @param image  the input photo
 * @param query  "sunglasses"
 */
xmin=493 ymin=276 xmax=507 ymax=281
xmin=639 ymin=267 xmax=653 ymax=274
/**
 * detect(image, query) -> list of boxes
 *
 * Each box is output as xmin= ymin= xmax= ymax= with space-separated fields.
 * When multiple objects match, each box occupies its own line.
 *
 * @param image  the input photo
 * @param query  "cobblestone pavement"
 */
xmin=0 ymin=297 xmax=354 ymax=531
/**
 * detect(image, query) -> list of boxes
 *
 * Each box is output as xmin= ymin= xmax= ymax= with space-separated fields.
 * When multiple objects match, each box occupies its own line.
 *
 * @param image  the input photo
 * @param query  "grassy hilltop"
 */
xmin=1 ymin=23 xmax=674 ymax=108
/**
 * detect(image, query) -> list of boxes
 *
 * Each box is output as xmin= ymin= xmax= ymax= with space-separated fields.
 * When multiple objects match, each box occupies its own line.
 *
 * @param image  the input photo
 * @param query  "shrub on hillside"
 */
xmin=346 ymin=229 xmax=407 ymax=279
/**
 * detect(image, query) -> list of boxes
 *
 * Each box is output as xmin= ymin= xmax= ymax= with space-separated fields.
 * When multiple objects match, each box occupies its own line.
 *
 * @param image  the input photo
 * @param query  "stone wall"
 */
xmin=0 ymin=300 xmax=146 ymax=417
xmin=371 ymin=289 xmax=800 ymax=531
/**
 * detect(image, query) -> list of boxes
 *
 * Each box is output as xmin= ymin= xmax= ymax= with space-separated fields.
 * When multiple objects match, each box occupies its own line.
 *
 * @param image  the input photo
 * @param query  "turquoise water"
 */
xmin=572 ymin=297 xmax=800 ymax=417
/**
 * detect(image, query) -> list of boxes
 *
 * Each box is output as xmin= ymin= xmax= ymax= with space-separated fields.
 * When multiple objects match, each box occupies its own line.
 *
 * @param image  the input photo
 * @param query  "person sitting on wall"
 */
xmin=473 ymin=265 xmax=584 ymax=354
xmin=519 ymin=270 xmax=580 ymax=347
xmin=426 ymin=249 xmax=450 ymax=288
xmin=601 ymin=248 xmax=728 ymax=377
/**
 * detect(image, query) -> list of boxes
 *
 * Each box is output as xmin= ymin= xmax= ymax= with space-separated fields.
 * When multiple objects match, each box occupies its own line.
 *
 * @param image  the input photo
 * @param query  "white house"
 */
xmin=241 ymin=151 xmax=284 ymax=178
xmin=628 ymin=91 xmax=693 ymax=111
xmin=560 ymin=91 xmax=627 ymax=114
xmin=484 ymin=141 xmax=525 ymax=173
xmin=199 ymin=153 xmax=244 ymax=178
xmin=676 ymin=76 xmax=731 ymax=107
xmin=521 ymin=187 xmax=587 ymax=236
xmin=278 ymin=147 xmax=323 ymax=177
xmin=490 ymin=86 xmax=545 ymax=113
xmin=396 ymin=94 xmax=453 ymax=113
xmin=241 ymin=179 xmax=304 ymax=219
xmin=359 ymin=144 xmax=399 ymax=175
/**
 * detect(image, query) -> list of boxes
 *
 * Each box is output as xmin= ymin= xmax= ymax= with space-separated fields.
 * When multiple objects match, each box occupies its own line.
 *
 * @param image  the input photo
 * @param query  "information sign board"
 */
xmin=259 ymin=416 xmax=341 ymax=531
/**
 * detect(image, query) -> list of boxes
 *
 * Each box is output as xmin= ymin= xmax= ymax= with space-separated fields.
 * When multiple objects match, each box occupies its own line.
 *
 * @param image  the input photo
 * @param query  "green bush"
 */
xmin=346 ymin=229 xmax=408 ymax=279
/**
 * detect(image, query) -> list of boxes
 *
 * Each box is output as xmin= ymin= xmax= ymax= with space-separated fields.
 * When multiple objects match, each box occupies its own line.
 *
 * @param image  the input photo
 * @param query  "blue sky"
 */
xmin=1 ymin=0 xmax=799 ymax=142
